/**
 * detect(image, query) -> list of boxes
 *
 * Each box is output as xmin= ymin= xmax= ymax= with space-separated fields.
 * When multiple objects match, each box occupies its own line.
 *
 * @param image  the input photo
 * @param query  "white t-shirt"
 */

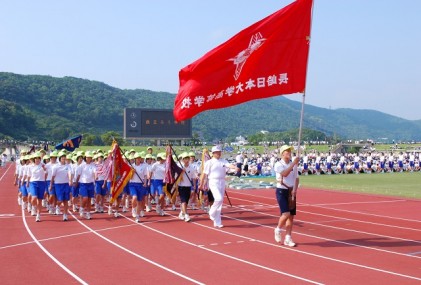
xmin=274 ymin=159 xmax=297 ymax=189
xmin=131 ymin=163 xmax=148 ymax=183
xmin=28 ymin=164 xmax=46 ymax=182
xmin=52 ymin=163 xmax=72 ymax=184
xmin=150 ymin=162 xmax=165 ymax=180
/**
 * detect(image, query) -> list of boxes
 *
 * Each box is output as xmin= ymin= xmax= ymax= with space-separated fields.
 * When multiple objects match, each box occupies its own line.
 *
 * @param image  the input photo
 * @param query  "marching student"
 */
xmin=45 ymin=151 xmax=58 ymax=214
xmin=75 ymin=151 xmax=96 ymax=219
xmin=94 ymin=152 xmax=107 ymax=213
xmin=129 ymin=152 xmax=149 ymax=223
xmin=149 ymin=152 xmax=166 ymax=215
xmin=274 ymin=145 xmax=299 ymax=247
xmin=26 ymin=152 xmax=47 ymax=222
xmin=177 ymin=152 xmax=198 ymax=222
xmin=199 ymin=145 xmax=236 ymax=228
xmin=188 ymin=151 xmax=199 ymax=210
xmin=50 ymin=152 xmax=72 ymax=221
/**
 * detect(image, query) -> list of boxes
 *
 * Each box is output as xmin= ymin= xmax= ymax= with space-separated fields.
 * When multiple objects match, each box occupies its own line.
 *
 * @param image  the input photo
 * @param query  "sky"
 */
xmin=1 ymin=0 xmax=420 ymax=120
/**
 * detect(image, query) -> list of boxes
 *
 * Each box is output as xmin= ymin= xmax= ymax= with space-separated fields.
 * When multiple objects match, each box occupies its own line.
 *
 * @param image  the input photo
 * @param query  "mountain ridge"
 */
xmin=1 ymin=72 xmax=420 ymax=141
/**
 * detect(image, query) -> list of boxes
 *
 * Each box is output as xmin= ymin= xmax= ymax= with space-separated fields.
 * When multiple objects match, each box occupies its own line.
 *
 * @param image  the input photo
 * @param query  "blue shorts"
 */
xmin=410 ymin=161 xmax=415 ymax=167
xmin=45 ymin=180 xmax=51 ymax=194
xmin=389 ymin=162 xmax=394 ymax=168
xmin=327 ymin=163 xmax=332 ymax=170
xmin=48 ymin=181 xmax=56 ymax=195
xmin=144 ymin=185 xmax=151 ymax=195
xmin=20 ymin=183 xmax=28 ymax=197
xmin=354 ymin=162 xmax=359 ymax=169
xmin=398 ymin=161 xmax=403 ymax=168
xmin=55 ymin=183 xmax=71 ymax=201
xmin=303 ymin=163 xmax=308 ymax=170
xmin=123 ymin=183 xmax=130 ymax=195
xmin=71 ymin=183 xmax=79 ymax=197
xmin=151 ymin=179 xmax=164 ymax=195
xmin=315 ymin=163 xmax=320 ymax=170
xmin=79 ymin=182 xmax=95 ymax=198
xmin=275 ymin=187 xmax=296 ymax=215
xmin=367 ymin=162 xmax=372 ymax=168
xmin=29 ymin=181 xmax=46 ymax=199
xmin=95 ymin=180 xmax=107 ymax=196
xmin=380 ymin=162 xmax=385 ymax=169
xmin=129 ymin=182 xmax=147 ymax=201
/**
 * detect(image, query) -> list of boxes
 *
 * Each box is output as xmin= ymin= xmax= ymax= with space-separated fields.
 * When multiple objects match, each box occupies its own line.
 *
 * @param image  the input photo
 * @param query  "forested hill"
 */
xmin=1 ymin=72 xmax=420 ymax=141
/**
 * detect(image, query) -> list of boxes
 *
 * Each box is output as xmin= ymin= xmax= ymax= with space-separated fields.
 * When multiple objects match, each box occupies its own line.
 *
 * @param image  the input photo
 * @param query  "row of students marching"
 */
xmin=14 ymin=147 xmax=210 ymax=223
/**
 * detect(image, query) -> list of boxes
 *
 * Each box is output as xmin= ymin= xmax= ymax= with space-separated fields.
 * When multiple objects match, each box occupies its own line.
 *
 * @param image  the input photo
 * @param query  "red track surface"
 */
xmin=1 ymin=163 xmax=420 ymax=284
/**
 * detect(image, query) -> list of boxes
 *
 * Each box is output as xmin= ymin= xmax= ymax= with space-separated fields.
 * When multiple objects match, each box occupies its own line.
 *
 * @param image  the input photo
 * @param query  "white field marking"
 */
xmin=205 ymin=209 xmax=421 ymax=281
xmin=230 ymin=196 xmax=420 ymax=232
xmin=0 ymin=223 xmax=139 ymax=250
xmin=70 ymin=212 xmax=205 ymax=285
xmin=186 ymin=211 xmax=421 ymax=282
xmin=233 ymin=191 xmax=421 ymax=223
xmin=228 ymin=196 xmax=421 ymax=245
xmin=21 ymin=209 xmax=88 ymax=284
xmin=299 ymin=209 xmax=421 ymax=233
xmin=224 ymin=208 xmax=421 ymax=260
xmin=116 ymin=214 xmax=324 ymax=285
xmin=408 ymin=251 xmax=421 ymax=256
xmin=305 ymin=199 xmax=407 ymax=207
xmin=0 ymin=163 xmax=13 ymax=181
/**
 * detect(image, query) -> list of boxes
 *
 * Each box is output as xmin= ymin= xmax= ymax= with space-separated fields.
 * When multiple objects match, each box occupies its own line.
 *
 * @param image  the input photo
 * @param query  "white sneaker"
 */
xmin=114 ymin=211 xmax=119 ymax=218
xmin=274 ymin=228 xmax=282 ymax=243
xmin=35 ymin=214 xmax=41 ymax=222
xmin=55 ymin=206 xmax=61 ymax=215
xmin=135 ymin=215 xmax=140 ymax=223
xmin=283 ymin=238 xmax=296 ymax=247
xmin=73 ymin=205 xmax=78 ymax=212
xmin=132 ymin=208 xmax=136 ymax=218
xmin=79 ymin=209 xmax=84 ymax=217
xmin=85 ymin=212 xmax=91 ymax=220
xmin=146 ymin=205 xmax=151 ymax=212
xmin=171 ymin=204 xmax=176 ymax=211
xmin=122 ymin=206 xmax=128 ymax=213
xmin=140 ymin=210 xmax=145 ymax=217
xmin=108 ymin=207 xmax=112 ymax=215
xmin=95 ymin=205 xmax=100 ymax=213
xmin=31 ymin=208 xmax=36 ymax=216
xmin=63 ymin=214 xmax=68 ymax=221
xmin=184 ymin=214 xmax=191 ymax=222
xmin=156 ymin=205 xmax=161 ymax=213
xmin=41 ymin=199 xmax=46 ymax=207
xmin=214 ymin=223 xmax=224 ymax=228
xmin=159 ymin=209 xmax=165 ymax=216
xmin=178 ymin=212 xmax=185 ymax=220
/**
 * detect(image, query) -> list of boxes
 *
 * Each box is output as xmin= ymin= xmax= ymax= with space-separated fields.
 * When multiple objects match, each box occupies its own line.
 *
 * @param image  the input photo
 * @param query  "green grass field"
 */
xmin=246 ymin=172 xmax=421 ymax=199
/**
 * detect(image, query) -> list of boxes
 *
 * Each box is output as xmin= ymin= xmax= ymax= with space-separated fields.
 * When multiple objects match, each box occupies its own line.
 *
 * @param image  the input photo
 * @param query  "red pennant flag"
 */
xmin=174 ymin=0 xmax=313 ymax=121
xmin=110 ymin=142 xmax=134 ymax=204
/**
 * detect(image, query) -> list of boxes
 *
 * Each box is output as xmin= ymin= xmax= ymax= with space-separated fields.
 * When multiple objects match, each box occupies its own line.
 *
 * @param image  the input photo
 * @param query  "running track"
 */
xmin=1 ymin=163 xmax=420 ymax=284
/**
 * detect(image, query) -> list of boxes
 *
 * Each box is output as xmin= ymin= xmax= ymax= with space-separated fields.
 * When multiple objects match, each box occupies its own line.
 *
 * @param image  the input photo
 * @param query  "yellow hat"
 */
xmin=279 ymin=145 xmax=294 ymax=154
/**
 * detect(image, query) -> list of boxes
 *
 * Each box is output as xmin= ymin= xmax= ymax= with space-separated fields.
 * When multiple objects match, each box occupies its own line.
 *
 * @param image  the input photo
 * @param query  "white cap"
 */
xmin=211 ymin=145 xmax=222 ymax=153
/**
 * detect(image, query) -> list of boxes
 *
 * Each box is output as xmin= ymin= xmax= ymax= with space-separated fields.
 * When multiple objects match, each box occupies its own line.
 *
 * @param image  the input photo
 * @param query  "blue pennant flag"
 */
xmin=55 ymin=135 xmax=83 ymax=151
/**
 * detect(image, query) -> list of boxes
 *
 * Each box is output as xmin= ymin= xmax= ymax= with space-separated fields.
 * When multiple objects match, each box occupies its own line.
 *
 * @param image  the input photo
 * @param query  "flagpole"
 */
xmin=296 ymin=0 xmax=315 ymax=156
xmin=294 ymin=0 xmax=315 ymax=195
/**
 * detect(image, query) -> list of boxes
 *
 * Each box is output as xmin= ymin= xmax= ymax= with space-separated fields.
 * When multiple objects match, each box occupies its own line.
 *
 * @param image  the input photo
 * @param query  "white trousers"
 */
xmin=209 ymin=179 xmax=225 ymax=226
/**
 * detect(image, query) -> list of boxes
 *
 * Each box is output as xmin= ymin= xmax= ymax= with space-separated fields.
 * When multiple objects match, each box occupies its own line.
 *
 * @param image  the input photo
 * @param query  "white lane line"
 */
xmin=232 ymin=192 xmax=421 ymax=231
xmin=198 ymin=210 xmax=421 ymax=282
xmin=234 ymin=191 xmax=421 ymax=223
xmin=307 ymin=200 xmax=407 ymax=206
xmin=230 ymin=196 xmax=421 ymax=241
xmin=21 ymin=209 xmax=88 ymax=285
xmin=70 ymin=212 xmax=205 ymax=285
xmin=117 ymin=212 xmax=323 ymax=284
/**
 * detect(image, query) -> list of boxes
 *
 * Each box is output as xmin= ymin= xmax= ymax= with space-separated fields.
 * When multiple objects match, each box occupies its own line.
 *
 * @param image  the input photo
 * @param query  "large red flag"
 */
xmin=174 ymin=0 xmax=313 ymax=121
xmin=109 ymin=142 xmax=134 ymax=204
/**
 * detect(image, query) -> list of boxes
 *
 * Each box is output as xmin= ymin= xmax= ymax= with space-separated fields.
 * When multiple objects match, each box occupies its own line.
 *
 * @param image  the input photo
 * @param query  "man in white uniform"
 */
xmin=199 ymin=145 xmax=236 ymax=228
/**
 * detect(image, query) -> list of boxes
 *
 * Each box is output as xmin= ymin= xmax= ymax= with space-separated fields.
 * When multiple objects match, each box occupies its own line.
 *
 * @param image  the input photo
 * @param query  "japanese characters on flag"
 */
xmin=174 ymin=0 xmax=313 ymax=121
